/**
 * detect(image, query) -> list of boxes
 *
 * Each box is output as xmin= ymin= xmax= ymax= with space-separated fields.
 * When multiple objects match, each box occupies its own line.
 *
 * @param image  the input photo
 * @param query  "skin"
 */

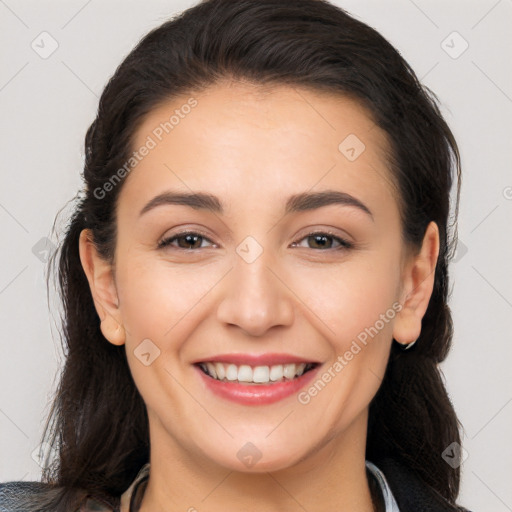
xmin=79 ymin=80 xmax=439 ymax=512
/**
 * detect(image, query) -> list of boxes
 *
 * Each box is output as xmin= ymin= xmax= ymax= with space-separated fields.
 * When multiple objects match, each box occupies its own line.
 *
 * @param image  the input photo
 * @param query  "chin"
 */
xmin=201 ymin=438 xmax=306 ymax=473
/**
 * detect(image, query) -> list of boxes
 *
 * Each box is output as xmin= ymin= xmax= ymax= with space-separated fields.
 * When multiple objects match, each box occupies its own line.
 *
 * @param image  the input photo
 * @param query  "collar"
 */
xmin=366 ymin=460 xmax=401 ymax=511
xmin=119 ymin=461 xmax=399 ymax=512
xmin=119 ymin=463 xmax=150 ymax=512
xmin=373 ymin=457 xmax=464 ymax=512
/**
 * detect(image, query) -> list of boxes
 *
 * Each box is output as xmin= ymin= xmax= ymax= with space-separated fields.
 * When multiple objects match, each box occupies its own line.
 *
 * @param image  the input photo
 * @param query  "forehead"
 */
xmin=121 ymin=81 xmax=398 ymax=221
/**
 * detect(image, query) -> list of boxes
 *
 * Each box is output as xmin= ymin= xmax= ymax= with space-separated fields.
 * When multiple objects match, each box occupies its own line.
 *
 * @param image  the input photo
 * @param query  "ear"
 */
xmin=393 ymin=221 xmax=440 ymax=346
xmin=78 ymin=229 xmax=125 ymax=346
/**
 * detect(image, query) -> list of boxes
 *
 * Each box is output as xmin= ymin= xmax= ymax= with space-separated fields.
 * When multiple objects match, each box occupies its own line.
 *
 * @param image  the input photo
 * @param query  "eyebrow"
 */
xmin=139 ymin=189 xmax=373 ymax=220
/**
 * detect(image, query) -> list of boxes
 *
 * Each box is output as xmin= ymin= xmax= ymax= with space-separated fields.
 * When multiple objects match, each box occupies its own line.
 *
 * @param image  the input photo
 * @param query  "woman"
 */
xmin=0 ymin=0 xmax=473 ymax=510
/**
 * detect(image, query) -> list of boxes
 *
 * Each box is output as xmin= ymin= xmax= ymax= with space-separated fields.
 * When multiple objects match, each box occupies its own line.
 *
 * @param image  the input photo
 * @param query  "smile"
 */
xmin=197 ymin=361 xmax=319 ymax=385
xmin=194 ymin=359 xmax=322 ymax=405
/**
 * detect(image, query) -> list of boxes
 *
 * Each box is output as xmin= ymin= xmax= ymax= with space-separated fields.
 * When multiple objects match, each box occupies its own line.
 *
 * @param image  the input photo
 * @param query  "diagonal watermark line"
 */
xmin=0 ymin=266 xmax=28 ymax=295
xmin=406 ymin=0 xmax=439 ymax=28
xmin=472 ymin=0 xmax=503 ymax=29
xmin=420 ymin=61 xmax=439 ymax=81
xmin=265 ymin=410 xmax=295 ymax=438
xmin=0 ymin=62 xmax=29 ymax=92
xmin=0 ymin=201 xmax=29 ymax=232
xmin=266 ymin=163 xmax=337 ymax=235
xmin=365 ymin=160 xmax=398 ymax=202
xmin=0 ymin=0 xmax=29 ymax=28
xmin=368 ymin=366 xmax=383 ymax=383
xmin=265 ymin=473 xmax=310 ymax=512
xmin=163 ymin=267 xmax=234 ymax=337
xmin=265 ymin=266 xmax=336 ymax=335
xmin=472 ymin=471 xmax=512 ymax=511
xmin=61 ymin=60 xmax=99 ymax=98
xmin=471 ymin=396 xmax=512 ymax=439
xmin=471 ymin=265 xmax=512 ymax=308
xmin=293 ymin=88 xmax=336 ymax=131
xmin=470 ymin=204 xmax=499 ymax=233
xmin=163 ymin=367 xmax=234 ymax=438
xmin=0 ymin=408 xmax=29 ymax=439
xmin=472 ymin=61 xmax=512 ymax=104
xmin=61 ymin=0 xmax=93 ymax=29
xmin=200 ymin=470 xmax=234 ymax=502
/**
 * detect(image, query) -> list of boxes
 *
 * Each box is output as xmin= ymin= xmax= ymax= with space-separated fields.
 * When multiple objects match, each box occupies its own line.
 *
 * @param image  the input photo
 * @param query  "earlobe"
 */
xmin=99 ymin=315 xmax=126 ymax=346
xmin=78 ymin=229 xmax=126 ymax=346
xmin=393 ymin=221 xmax=440 ymax=347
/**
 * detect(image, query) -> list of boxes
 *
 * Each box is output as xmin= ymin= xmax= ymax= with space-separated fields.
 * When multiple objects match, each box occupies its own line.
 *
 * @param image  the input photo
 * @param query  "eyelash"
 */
xmin=157 ymin=230 xmax=354 ymax=252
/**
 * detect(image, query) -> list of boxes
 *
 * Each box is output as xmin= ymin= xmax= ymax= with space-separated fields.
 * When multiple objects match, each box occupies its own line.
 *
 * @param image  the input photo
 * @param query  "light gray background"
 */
xmin=1 ymin=1 xmax=511 ymax=510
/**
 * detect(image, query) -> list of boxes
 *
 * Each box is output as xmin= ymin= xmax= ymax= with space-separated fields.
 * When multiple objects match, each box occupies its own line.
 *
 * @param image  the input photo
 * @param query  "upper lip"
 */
xmin=192 ymin=353 xmax=321 ymax=366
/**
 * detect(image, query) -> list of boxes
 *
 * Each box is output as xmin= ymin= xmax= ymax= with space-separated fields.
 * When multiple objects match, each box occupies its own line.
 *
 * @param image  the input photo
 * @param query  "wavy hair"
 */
xmin=40 ymin=0 xmax=465 ymax=509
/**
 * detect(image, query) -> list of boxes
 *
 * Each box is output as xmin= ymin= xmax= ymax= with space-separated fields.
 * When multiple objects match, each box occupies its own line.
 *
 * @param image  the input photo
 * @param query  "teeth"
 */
xmin=206 ymin=362 xmax=217 ymax=379
xmin=214 ymin=362 xmax=225 ymax=380
xmin=253 ymin=366 xmax=269 ymax=383
xmin=226 ymin=364 xmax=238 ymax=381
xmin=270 ymin=364 xmax=284 ymax=381
xmin=199 ymin=362 xmax=312 ymax=384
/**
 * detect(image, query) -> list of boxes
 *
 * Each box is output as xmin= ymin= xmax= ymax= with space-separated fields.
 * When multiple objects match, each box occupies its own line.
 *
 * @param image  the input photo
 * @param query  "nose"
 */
xmin=216 ymin=248 xmax=295 ymax=337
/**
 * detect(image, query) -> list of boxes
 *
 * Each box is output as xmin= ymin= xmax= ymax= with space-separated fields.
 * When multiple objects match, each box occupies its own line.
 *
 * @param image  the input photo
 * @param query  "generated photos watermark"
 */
xmin=297 ymin=301 xmax=403 ymax=405
xmin=93 ymin=97 xmax=198 ymax=200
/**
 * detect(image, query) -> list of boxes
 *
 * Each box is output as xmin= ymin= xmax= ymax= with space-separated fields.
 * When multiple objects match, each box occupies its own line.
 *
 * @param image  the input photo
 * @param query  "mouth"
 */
xmin=195 ymin=361 xmax=320 ymax=385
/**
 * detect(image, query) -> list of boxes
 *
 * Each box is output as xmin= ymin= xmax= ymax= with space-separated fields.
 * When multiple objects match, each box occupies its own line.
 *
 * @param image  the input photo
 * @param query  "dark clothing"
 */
xmin=0 ymin=457 xmax=473 ymax=512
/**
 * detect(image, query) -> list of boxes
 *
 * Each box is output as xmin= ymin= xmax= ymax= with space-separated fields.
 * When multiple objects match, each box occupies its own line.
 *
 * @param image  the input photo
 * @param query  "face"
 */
xmin=82 ymin=81 xmax=435 ymax=474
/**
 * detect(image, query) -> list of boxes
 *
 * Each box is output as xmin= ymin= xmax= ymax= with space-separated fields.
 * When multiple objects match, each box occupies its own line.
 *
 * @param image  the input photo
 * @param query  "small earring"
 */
xmin=397 ymin=338 xmax=417 ymax=351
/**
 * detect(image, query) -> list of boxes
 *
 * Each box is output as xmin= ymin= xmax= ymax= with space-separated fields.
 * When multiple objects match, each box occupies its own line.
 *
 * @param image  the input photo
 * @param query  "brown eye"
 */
xmin=292 ymin=232 xmax=353 ymax=250
xmin=158 ymin=232 xmax=215 ymax=250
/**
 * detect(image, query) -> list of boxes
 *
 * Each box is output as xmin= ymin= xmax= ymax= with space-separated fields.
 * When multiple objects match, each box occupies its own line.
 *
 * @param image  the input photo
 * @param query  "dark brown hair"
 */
xmin=40 ymin=0 xmax=465 ymax=509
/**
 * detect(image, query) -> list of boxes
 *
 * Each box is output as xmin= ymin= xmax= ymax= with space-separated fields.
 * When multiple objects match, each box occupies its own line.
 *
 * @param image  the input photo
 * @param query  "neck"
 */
xmin=136 ymin=410 xmax=375 ymax=512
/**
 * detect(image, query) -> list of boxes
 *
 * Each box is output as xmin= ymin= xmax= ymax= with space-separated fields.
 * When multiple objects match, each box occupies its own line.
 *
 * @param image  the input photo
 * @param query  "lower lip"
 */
xmin=194 ymin=364 xmax=321 ymax=405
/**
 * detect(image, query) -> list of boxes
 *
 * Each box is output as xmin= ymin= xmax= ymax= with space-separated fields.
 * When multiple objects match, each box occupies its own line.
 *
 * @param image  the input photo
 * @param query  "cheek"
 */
xmin=115 ymin=255 xmax=227 ymax=342
xmin=289 ymin=255 xmax=401 ymax=348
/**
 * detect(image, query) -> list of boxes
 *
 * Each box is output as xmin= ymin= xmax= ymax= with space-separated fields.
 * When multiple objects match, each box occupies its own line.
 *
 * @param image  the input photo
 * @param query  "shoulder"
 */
xmin=375 ymin=457 xmax=475 ymax=512
xmin=0 ymin=480 xmax=116 ymax=512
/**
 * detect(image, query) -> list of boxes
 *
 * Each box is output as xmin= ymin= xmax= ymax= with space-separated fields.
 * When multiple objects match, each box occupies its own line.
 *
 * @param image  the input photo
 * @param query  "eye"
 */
xmin=291 ymin=231 xmax=353 ymax=250
xmin=158 ymin=231 xmax=216 ymax=250
xmin=158 ymin=230 xmax=353 ymax=252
